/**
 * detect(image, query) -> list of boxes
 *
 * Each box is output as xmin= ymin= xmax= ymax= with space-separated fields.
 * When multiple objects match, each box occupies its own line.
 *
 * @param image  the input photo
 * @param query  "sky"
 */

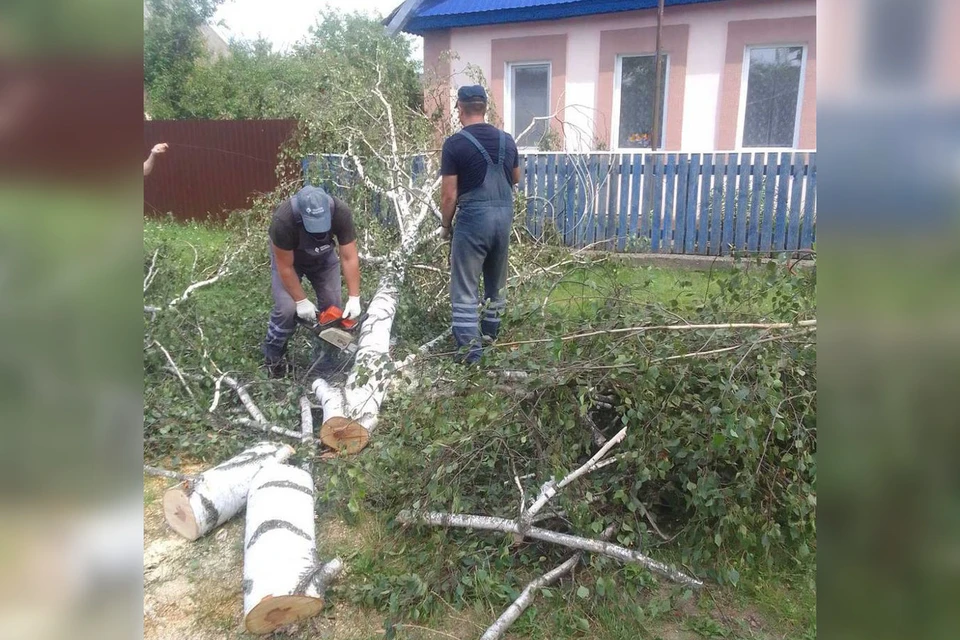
xmin=210 ymin=0 xmax=423 ymax=59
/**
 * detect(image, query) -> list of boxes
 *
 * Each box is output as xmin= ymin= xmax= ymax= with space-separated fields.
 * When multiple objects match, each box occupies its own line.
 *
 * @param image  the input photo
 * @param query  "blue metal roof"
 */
xmin=402 ymin=0 xmax=730 ymax=35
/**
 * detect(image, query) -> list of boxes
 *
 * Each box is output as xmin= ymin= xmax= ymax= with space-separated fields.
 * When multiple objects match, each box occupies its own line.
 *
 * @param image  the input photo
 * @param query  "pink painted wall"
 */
xmin=431 ymin=0 xmax=816 ymax=151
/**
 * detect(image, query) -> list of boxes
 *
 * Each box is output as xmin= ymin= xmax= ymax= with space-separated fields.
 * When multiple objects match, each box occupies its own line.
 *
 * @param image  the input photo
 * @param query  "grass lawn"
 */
xmin=143 ymin=219 xmax=815 ymax=640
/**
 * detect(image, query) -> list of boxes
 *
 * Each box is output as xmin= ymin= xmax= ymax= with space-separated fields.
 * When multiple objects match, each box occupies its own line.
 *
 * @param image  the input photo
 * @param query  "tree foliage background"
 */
xmin=143 ymin=3 xmax=423 ymax=144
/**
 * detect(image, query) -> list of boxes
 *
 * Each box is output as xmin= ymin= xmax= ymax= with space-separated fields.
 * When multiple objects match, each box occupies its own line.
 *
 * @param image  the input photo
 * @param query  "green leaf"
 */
xmin=727 ymin=568 xmax=740 ymax=586
xmin=576 ymin=585 xmax=590 ymax=599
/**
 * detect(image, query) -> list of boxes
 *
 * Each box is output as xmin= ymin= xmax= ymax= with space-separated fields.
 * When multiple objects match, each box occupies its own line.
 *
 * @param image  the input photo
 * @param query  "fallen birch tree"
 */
xmin=307 ymin=66 xmax=450 ymax=455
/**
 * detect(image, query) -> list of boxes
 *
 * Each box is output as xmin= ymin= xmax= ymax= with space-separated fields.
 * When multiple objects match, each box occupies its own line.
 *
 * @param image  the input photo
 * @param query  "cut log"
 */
xmin=162 ymin=442 xmax=294 ymax=541
xmin=312 ymin=379 xmax=368 ymax=454
xmin=243 ymin=464 xmax=342 ymax=634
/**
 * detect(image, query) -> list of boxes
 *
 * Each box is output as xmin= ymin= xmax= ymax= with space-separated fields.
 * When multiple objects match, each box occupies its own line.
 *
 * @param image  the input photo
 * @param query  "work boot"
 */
xmin=264 ymin=358 xmax=289 ymax=379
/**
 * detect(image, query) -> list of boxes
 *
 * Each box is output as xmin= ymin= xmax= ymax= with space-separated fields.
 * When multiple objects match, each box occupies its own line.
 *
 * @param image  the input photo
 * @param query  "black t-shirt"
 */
xmin=441 ymin=124 xmax=519 ymax=196
xmin=268 ymin=195 xmax=357 ymax=250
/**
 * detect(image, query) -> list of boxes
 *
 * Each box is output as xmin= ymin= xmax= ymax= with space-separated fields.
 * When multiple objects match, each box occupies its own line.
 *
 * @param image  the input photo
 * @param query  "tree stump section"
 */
xmin=242 ymin=464 xmax=342 ymax=634
xmin=319 ymin=416 xmax=369 ymax=455
xmin=162 ymin=442 xmax=294 ymax=540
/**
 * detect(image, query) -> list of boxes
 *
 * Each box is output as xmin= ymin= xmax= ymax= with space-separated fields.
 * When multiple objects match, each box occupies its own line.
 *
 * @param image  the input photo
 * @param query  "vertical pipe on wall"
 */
xmin=651 ymin=0 xmax=666 ymax=151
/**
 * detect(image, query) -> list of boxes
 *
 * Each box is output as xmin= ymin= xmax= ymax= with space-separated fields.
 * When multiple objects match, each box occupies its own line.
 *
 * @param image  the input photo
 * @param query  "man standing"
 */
xmin=263 ymin=185 xmax=362 ymax=376
xmin=439 ymin=85 xmax=521 ymax=363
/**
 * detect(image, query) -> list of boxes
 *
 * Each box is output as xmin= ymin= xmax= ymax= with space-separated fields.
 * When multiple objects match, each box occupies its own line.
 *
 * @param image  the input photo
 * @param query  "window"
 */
xmin=508 ymin=63 xmax=550 ymax=148
xmin=613 ymin=54 xmax=668 ymax=150
xmin=740 ymin=46 xmax=805 ymax=148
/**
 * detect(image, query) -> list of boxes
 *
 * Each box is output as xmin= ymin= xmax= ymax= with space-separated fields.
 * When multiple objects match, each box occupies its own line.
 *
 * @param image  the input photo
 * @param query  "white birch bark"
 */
xmin=312 ymin=265 xmax=407 ymax=454
xmin=162 ymin=442 xmax=294 ymax=540
xmin=396 ymin=510 xmax=702 ymax=589
xmin=243 ymin=464 xmax=343 ymax=634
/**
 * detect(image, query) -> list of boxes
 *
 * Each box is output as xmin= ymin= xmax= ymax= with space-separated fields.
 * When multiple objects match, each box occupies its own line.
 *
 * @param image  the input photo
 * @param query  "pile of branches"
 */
xmin=341 ymin=258 xmax=817 ymax=601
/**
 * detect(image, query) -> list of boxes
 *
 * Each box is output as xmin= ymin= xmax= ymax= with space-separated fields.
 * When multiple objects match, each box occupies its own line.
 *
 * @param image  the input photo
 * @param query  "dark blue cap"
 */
xmin=293 ymin=186 xmax=332 ymax=234
xmin=457 ymin=85 xmax=487 ymax=103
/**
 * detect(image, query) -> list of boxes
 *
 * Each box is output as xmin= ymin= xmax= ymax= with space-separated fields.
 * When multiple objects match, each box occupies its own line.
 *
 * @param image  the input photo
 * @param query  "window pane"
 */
xmin=512 ymin=64 xmax=550 ymax=147
xmin=618 ymin=55 xmax=667 ymax=149
xmin=742 ymin=46 xmax=803 ymax=148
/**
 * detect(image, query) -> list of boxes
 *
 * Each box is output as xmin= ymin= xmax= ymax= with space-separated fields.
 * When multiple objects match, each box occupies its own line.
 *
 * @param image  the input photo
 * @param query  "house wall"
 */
xmin=427 ymin=0 xmax=816 ymax=151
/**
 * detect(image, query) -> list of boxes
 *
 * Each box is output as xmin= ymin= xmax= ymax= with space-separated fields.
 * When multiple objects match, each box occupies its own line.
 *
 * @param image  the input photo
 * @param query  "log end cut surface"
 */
xmin=320 ymin=417 xmax=369 ymax=455
xmin=245 ymin=594 xmax=325 ymax=635
xmin=162 ymin=486 xmax=200 ymax=540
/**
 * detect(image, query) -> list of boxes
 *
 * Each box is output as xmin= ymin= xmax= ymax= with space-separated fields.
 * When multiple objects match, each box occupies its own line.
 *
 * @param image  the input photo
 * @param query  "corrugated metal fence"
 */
xmin=305 ymin=150 xmax=817 ymax=257
xmin=144 ymin=119 xmax=298 ymax=221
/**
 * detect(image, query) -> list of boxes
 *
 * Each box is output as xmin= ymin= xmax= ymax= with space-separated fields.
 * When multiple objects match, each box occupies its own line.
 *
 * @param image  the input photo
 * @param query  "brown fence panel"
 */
xmin=144 ymin=119 xmax=298 ymax=221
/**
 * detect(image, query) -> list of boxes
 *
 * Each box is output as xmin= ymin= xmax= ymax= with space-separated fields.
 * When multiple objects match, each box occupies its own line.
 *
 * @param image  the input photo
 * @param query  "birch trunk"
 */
xmin=314 ymin=264 xmax=404 ymax=454
xmin=162 ymin=442 xmax=294 ymax=540
xmin=243 ymin=464 xmax=343 ymax=634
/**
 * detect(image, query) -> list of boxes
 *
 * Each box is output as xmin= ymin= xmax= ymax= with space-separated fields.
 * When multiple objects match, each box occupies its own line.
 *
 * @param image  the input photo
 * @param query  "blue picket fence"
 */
xmin=303 ymin=151 xmax=816 ymax=257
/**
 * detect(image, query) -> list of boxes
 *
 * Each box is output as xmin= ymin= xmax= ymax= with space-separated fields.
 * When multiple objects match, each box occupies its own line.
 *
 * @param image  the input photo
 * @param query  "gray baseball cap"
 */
xmin=293 ymin=186 xmax=332 ymax=233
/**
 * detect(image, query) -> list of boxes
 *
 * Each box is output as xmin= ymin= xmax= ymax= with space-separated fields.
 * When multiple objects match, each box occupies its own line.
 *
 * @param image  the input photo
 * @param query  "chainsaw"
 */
xmin=298 ymin=305 xmax=364 ymax=359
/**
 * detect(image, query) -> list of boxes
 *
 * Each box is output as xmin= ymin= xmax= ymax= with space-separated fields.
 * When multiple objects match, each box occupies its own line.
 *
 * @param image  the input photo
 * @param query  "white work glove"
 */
xmin=343 ymin=296 xmax=362 ymax=320
xmin=439 ymin=224 xmax=451 ymax=241
xmin=295 ymin=298 xmax=317 ymax=322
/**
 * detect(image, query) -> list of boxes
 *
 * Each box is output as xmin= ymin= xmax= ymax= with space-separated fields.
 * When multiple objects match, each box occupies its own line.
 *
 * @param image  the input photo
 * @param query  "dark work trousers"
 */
xmin=262 ymin=245 xmax=342 ymax=364
xmin=450 ymin=129 xmax=514 ymax=363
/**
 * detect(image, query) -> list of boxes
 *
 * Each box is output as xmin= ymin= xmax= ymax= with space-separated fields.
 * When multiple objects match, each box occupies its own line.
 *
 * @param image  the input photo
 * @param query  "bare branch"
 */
xmin=144 ymin=465 xmax=196 ymax=482
xmin=481 ymin=524 xmax=617 ymax=640
xmin=518 ymin=427 xmax=627 ymax=533
xmin=494 ymin=320 xmax=817 ymax=350
xmin=396 ymin=510 xmax=702 ymax=589
xmin=143 ymin=248 xmax=159 ymax=293
xmin=153 ymin=340 xmax=194 ymax=400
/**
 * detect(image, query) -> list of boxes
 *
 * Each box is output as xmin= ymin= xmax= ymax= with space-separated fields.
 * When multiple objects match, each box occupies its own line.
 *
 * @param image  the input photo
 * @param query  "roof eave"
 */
xmin=403 ymin=0 xmax=728 ymax=36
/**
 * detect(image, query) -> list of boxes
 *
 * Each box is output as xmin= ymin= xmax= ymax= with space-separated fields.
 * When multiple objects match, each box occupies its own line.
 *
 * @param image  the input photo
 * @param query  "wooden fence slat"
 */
xmin=786 ymin=153 xmax=805 ymax=252
xmin=545 ymin=154 xmax=557 ymax=239
xmin=663 ymin=155 xmax=678 ymax=252
xmin=525 ymin=154 xmax=536 ymax=233
xmin=735 ymin=153 xmax=751 ymax=252
xmin=760 ymin=153 xmax=777 ymax=253
xmin=565 ymin=156 xmax=577 ymax=246
xmin=773 ymin=152 xmax=791 ymax=252
xmin=650 ymin=155 xmax=663 ymax=252
xmin=683 ymin=153 xmax=700 ymax=255
xmin=630 ymin=153 xmax=644 ymax=247
xmin=533 ymin=155 xmax=544 ymax=239
xmin=709 ymin=154 xmax=725 ymax=256
xmin=573 ymin=157 xmax=585 ymax=247
xmin=698 ymin=153 xmax=714 ymax=255
xmin=722 ymin=154 xmax=737 ymax=255
xmin=618 ymin=154 xmax=631 ymax=251
xmin=747 ymin=154 xmax=764 ymax=252
xmin=591 ymin=154 xmax=607 ymax=247
xmin=800 ymin=153 xmax=816 ymax=249
xmin=608 ymin=154 xmax=623 ymax=250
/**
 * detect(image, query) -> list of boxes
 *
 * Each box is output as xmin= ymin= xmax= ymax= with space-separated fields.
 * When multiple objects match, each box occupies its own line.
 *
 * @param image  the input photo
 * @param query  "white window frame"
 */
xmin=611 ymin=53 xmax=670 ymax=152
xmin=504 ymin=61 xmax=552 ymax=150
xmin=736 ymin=44 xmax=808 ymax=151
